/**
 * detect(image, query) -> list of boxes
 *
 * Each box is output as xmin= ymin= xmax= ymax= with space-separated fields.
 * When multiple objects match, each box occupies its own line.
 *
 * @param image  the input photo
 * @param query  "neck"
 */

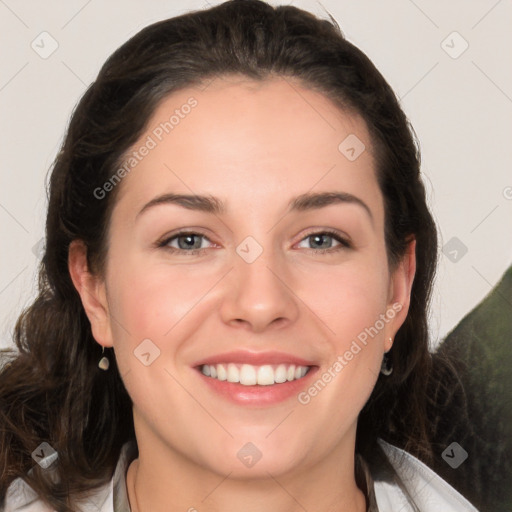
xmin=125 ymin=436 xmax=367 ymax=512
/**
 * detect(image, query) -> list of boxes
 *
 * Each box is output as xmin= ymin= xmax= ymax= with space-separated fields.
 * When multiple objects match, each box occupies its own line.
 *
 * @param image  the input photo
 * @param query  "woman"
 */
xmin=0 ymin=1 xmax=480 ymax=511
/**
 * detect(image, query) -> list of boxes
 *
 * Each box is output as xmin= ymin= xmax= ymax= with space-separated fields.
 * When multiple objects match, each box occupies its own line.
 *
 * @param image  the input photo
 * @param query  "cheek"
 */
xmin=108 ymin=259 xmax=213 ymax=339
xmin=295 ymin=256 xmax=390 ymax=399
xmin=297 ymin=256 xmax=390 ymax=339
xmin=105 ymin=262 xmax=208 ymax=414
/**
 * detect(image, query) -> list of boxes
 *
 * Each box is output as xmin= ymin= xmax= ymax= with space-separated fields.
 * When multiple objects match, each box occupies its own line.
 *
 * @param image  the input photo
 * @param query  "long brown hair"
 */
xmin=1 ymin=1 xmax=442 ymax=509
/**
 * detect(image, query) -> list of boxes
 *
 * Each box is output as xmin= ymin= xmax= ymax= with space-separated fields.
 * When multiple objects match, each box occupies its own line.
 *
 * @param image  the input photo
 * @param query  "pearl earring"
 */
xmin=98 ymin=347 xmax=110 ymax=371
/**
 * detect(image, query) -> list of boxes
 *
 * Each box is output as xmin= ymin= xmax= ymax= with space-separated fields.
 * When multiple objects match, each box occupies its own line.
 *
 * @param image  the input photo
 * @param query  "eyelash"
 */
xmin=156 ymin=229 xmax=352 ymax=256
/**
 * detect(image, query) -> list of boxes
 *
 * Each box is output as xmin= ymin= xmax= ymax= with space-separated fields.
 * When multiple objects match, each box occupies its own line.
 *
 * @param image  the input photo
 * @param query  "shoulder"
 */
xmin=1 ymin=476 xmax=52 ymax=512
xmin=1 ymin=440 xmax=138 ymax=512
xmin=0 ymin=455 xmax=120 ymax=512
xmin=374 ymin=438 xmax=479 ymax=511
xmin=1 ymin=480 xmax=113 ymax=512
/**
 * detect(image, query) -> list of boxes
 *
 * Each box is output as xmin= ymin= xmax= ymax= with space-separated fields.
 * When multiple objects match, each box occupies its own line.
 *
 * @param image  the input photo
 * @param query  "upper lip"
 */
xmin=193 ymin=350 xmax=316 ymax=368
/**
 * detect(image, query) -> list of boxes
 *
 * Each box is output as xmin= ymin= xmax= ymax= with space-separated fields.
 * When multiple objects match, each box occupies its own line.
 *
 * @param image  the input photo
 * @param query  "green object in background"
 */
xmin=427 ymin=264 xmax=512 ymax=512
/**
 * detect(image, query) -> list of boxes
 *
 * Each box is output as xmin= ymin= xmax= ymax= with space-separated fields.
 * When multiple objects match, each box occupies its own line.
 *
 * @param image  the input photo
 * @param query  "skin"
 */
xmin=69 ymin=75 xmax=416 ymax=512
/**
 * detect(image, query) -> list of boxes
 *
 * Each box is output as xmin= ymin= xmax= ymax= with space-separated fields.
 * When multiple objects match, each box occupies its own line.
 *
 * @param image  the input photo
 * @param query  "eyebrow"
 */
xmin=136 ymin=191 xmax=373 ymax=223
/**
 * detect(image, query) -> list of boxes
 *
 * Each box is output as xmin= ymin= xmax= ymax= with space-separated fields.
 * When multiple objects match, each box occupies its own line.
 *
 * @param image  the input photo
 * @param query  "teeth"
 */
xmin=257 ymin=365 xmax=274 ymax=385
xmin=227 ymin=363 xmax=239 ymax=383
xmin=200 ymin=363 xmax=310 ymax=386
xmin=274 ymin=364 xmax=287 ymax=383
xmin=240 ymin=364 xmax=257 ymax=385
xmin=217 ymin=364 xmax=227 ymax=381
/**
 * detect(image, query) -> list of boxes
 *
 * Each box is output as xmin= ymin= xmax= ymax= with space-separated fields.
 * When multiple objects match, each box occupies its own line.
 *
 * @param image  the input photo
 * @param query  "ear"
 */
xmin=68 ymin=239 xmax=113 ymax=348
xmin=385 ymin=237 xmax=416 ymax=351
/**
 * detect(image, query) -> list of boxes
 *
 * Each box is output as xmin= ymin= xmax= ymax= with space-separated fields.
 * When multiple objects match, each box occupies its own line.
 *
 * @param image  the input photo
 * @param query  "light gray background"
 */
xmin=1 ymin=0 xmax=511 ymax=350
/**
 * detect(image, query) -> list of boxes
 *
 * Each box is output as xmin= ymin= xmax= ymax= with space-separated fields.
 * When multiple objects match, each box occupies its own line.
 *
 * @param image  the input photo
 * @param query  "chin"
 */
xmin=200 ymin=438 xmax=309 ymax=479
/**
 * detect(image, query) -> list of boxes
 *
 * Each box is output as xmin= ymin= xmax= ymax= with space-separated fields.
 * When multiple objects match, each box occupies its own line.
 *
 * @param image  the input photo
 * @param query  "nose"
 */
xmin=218 ymin=243 xmax=299 ymax=333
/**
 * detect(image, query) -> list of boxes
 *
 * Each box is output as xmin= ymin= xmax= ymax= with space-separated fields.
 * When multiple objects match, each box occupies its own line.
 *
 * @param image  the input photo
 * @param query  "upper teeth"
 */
xmin=200 ymin=363 xmax=310 ymax=386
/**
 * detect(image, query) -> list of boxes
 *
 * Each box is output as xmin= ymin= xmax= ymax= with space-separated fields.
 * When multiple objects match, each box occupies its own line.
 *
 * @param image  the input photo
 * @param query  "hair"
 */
xmin=0 ymin=0 xmax=448 ymax=509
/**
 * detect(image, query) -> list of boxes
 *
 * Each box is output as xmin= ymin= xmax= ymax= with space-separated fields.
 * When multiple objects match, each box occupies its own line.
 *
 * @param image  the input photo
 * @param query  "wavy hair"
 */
xmin=1 ymin=1 xmax=444 ymax=509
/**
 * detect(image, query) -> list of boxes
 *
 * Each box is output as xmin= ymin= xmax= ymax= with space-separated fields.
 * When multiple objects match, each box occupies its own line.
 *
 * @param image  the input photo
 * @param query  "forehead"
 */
xmin=112 ymin=75 xmax=382 ymax=222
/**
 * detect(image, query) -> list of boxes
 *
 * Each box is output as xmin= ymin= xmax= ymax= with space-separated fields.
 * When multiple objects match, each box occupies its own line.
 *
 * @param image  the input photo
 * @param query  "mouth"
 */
xmin=198 ymin=362 xmax=312 ymax=386
xmin=192 ymin=351 xmax=319 ymax=406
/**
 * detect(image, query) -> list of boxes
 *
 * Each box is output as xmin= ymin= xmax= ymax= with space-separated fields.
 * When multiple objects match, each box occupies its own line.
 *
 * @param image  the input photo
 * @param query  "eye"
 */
xmin=295 ymin=230 xmax=352 ymax=254
xmin=157 ymin=229 xmax=352 ymax=256
xmin=157 ymin=231 xmax=213 ymax=255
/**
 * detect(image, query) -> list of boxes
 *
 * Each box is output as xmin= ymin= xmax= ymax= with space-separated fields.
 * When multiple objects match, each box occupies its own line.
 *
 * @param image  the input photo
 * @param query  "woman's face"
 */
xmin=75 ymin=75 xmax=414 ymax=478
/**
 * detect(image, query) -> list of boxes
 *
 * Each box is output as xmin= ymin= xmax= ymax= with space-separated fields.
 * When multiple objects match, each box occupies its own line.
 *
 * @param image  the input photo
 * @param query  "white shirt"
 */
xmin=1 ymin=438 xmax=479 ymax=511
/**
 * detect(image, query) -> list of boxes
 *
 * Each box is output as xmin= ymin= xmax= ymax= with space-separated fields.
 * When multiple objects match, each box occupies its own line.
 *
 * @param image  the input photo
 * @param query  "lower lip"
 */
xmin=196 ymin=367 xmax=319 ymax=406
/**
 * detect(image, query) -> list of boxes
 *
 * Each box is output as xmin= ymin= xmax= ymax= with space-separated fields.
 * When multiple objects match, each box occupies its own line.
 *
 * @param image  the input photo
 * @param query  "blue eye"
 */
xmin=158 ymin=232 xmax=212 ymax=255
xmin=157 ymin=229 xmax=352 ymax=256
xmin=297 ymin=230 xmax=352 ymax=253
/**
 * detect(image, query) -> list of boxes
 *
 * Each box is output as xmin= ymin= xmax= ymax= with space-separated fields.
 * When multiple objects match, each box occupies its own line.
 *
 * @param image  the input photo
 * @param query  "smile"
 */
xmin=200 ymin=363 xmax=311 ymax=386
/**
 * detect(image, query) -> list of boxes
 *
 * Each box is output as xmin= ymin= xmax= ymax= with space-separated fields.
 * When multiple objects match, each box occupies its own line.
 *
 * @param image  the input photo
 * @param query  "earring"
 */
xmin=98 ymin=346 xmax=110 ymax=371
xmin=380 ymin=337 xmax=393 ymax=376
